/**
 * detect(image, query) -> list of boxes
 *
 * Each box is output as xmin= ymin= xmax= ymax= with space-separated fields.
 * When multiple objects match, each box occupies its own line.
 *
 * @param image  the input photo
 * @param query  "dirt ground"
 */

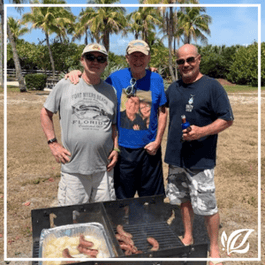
xmin=0 ymin=87 xmax=264 ymax=264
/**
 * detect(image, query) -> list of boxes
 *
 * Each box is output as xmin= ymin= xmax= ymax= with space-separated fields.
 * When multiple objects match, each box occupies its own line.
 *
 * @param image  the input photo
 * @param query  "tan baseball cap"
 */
xmin=126 ymin=40 xmax=150 ymax=55
xmin=82 ymin=43 xmax=108 ymax=56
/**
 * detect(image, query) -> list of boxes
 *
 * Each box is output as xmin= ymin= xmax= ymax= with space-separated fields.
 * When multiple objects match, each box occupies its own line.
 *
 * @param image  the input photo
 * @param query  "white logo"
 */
xmin=221 ymin=229 xmax=254 ymax=255
xmin=188 ymin=94 xmax=195 ymax=105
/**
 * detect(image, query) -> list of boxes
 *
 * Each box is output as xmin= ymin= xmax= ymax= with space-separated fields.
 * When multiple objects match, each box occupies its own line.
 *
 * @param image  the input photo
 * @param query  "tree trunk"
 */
xmin=167 ymin=8 xmax=176 ymax=82
xmin=45 ymin=32 xmax=55 ymax=78
xmin=0 ymin=0 xmax=3 ymax=88
xmin=103 ymin=31 xmax=109 ymax=52
xmin=7 ymin=24 xmax=26 ymax=92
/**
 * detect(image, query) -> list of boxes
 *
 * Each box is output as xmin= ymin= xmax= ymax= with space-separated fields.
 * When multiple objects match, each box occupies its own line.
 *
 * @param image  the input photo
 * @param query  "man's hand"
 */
xmin=49 ymin=142 xmax=71 ymax=164
xmin=107 ymin=150 xmax=119 ymax=172
xmin=182 ymin=125 xmax=204 ymax=141
xmin=64 ymin=70 xmax=82 ymax=85
xmin=144 ymin=141 xmax=160 ymax=156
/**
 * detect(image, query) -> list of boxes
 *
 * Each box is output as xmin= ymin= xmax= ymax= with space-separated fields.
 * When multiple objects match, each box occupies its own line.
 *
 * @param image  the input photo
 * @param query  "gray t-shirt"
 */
xmin=44 ymin=78 xmax=117 ymax=175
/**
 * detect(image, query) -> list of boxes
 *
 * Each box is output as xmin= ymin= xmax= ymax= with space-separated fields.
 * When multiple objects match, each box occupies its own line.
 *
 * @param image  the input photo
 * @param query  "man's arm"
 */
xmin=183 ymin=118 xmax=233 ymax=141
xmin=107 ymin=124 xmax=119 ymax=172
xmin=40 ymin=107 xmax=71 ymax=164
xmin=144 ymin=105 xmax=168 ymax=155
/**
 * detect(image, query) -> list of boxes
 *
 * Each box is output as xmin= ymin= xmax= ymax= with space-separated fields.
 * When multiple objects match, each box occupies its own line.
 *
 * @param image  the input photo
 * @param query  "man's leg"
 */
xmin=114 ymin=146 xmax=139 ymax=199
xmin=180 ymin=201 xmax=194 ymax=245
xmin=205 ymin=212 xmax=222 ymax=264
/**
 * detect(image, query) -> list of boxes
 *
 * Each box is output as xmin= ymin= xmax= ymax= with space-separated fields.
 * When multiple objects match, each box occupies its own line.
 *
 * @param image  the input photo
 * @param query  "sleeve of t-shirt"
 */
xmin=105 ymin=75 xmax=112 ymax=86
xmin=43 ymin=79 xmax=66 ymax=114
xmin=212 ymin=82 xmax=234 ymax=121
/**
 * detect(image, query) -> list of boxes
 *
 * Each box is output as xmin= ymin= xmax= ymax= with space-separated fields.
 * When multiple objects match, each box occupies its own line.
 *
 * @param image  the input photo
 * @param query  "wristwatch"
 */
xmin=47 ymin=138 xmax=57 ymax=144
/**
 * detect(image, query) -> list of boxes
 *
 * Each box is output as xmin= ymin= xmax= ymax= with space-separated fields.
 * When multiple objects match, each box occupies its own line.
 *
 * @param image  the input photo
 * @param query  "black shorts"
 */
xmin=114 ymin=146 xmax=165 ymax=199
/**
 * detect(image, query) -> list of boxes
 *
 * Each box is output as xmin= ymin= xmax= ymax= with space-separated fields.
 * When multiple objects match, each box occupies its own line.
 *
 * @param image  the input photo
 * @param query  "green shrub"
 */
xmin=25 ymin=73 xmax=47 ymax=90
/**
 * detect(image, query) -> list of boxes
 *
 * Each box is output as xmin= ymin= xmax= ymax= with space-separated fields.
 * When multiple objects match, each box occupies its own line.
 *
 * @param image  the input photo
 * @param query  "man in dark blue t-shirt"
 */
xmin=165 ymin=44 xmax=233 ymax=265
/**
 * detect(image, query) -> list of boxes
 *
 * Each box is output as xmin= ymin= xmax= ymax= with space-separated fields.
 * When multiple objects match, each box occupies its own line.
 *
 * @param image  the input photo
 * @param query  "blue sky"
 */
xmin=4 ymin=0 xmax=264 ymax=55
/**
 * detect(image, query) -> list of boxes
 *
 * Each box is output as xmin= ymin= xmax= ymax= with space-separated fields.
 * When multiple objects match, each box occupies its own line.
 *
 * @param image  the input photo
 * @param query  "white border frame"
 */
xmin=4 ymin=3 xmax=261 ymax=263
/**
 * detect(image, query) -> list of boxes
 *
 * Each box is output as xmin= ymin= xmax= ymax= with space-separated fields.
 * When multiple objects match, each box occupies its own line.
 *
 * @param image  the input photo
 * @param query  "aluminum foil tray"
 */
xmin=39 ymin=222 xmax=115 ymax=264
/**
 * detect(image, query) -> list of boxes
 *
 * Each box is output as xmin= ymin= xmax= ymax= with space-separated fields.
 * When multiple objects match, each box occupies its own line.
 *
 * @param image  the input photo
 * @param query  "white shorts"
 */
xmin=58 ymin=170 xmax=116 ymax=206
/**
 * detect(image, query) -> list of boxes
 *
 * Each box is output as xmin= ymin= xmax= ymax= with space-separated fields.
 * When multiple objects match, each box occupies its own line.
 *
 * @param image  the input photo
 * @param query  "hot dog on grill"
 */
xmin=116 ymin=224 xmax=133 ymax=238
xmin=147 ymin=237 xmax=159 ymax=251
xmin=115 ymin=233 xmax=134 ymax=246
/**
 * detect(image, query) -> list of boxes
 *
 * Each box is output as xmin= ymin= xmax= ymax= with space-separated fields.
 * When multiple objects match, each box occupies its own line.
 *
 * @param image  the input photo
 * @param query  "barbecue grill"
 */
xmin=31 ymin=195 xmax=209 ymax=265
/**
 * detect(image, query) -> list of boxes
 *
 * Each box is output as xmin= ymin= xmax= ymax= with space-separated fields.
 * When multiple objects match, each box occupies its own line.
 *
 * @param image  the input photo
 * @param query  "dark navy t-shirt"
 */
xmin=165 ymin=75 xmax=234 ymax=169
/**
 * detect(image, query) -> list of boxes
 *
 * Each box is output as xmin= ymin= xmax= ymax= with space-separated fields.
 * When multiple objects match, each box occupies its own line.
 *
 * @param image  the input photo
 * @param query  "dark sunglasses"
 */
xmin=124 ymin=78 xmax=137 ymax=97
xmin=84 ymin=53 xmax=107 ymax=63
xmin=176 ymin=56 xmax=198 ymax=65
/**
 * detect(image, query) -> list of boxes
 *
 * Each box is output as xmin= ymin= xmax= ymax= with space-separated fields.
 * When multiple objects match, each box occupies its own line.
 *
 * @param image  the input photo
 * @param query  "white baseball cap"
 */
xmin=126 ymin=40 xmax=150 ymax=55
xmin=82 ymin=43 xmax=108 ymax=56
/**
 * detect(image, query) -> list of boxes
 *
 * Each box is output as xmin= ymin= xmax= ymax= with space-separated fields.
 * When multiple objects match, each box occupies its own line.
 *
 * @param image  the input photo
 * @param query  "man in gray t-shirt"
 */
xmin=40 ymin=43 xmax=118 ymax=206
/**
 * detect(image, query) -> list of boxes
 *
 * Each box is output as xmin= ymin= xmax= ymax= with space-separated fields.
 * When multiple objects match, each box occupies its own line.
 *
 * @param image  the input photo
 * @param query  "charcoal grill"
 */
xmin=31 ymin=195 xmax=209 ymax=265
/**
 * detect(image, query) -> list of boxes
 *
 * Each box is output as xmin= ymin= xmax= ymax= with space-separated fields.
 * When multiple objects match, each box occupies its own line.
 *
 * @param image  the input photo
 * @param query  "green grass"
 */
xmin=224 ymin=85 xmax=265 ymax=93
xmin=2 ymin=84 xmax=265 ymax=94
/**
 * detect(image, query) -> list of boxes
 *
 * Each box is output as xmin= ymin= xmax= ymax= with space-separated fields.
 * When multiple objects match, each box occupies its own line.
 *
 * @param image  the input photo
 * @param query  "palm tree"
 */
xmin=7 ymin=17 xmax=29 ymax=42
xmin=4 ymin=0 xmax=29 ymax=92
xmin=84 ymin=0 xmax=127 ymax=52
xmin=22 ymin=0 xmax=74 ymax=78
xmin=142 ymin=0 xmax=201 ymax=81
xmin=73 ymin=7 xmax=100 ymax=45
xmin=127 ymin=6 xmax=162 ymax=46
xmin=178 ymin=6 xmax=212 ymax=44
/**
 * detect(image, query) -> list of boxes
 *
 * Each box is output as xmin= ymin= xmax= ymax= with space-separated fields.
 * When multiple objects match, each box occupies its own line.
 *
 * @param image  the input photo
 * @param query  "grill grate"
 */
xmin=114 ymin=221 xmax=183 ymax=254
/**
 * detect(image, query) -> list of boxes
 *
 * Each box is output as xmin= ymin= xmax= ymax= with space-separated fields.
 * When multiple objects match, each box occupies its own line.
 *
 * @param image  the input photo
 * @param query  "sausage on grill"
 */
xmin=116 ymin=224 xmax=133 ymax=238
xmin=115 ymin=233 xmax=134 ymax=246
xmin=147 ymin=237 xmax=159 ymax=251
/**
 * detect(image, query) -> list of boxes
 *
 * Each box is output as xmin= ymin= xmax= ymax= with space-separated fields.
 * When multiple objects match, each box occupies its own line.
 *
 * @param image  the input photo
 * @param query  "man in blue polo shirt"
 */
xmin=66 ymin=40 xmax=167 ymax=199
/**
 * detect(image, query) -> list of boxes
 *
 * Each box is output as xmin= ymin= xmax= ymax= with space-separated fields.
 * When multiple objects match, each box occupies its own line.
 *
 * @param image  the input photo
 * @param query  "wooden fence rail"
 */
xmin=7 ymin=68 xmax=61 ymax=89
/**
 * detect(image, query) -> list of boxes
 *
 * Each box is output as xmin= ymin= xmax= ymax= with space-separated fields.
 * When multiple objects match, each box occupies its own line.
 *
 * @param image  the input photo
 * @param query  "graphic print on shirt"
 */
xmin=120 ymin=90 xmax=152 ymax=130
xmin=186 ymin=94 xmax=195 ymax=112
xmin=71 ymin=92 xmax=112 ymax=130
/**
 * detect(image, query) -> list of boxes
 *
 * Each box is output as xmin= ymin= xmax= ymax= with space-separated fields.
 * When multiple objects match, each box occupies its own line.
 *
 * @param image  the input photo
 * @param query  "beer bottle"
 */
xmin=181 ymin=115 xmax=191 ymax=142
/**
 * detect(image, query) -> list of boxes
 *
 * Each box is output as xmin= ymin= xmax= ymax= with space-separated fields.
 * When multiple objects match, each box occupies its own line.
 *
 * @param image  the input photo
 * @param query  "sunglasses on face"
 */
xmin=84 ymin=54 xmax=107 ymax=63
xmin=176 ymin=56 xmax=198 ymax=65
xmin=124 ymin=78 xmax=137 ymax=97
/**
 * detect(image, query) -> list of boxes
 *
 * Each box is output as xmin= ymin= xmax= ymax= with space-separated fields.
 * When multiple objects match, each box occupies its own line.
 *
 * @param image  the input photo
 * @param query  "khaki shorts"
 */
xmin=166 ymin=165 xmax=218 ymax=216
xmin=58 ymin=170 xmax=116 ymax=206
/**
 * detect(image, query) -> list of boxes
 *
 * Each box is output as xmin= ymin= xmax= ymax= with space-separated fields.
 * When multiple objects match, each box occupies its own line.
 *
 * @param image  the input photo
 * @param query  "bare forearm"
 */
xmin=112 ymin=124 xmax=119 ymax=149
xmin=40 ymin=107 xmax=71 ymax=164
xmin=183 ymin=118 xmax=233 ymax=141
xmin=40 ymin=107 xmax=56 ymax=140
xmin=200 ymin=119 xmax=233 ymax=137
xmin=155 ymin=105 xmax=168 ymax=146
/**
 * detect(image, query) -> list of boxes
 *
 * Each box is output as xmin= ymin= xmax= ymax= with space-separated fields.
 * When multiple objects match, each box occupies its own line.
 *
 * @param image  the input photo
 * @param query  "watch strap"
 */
xmin=47 ymin=138 xmax=57 ymax=144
